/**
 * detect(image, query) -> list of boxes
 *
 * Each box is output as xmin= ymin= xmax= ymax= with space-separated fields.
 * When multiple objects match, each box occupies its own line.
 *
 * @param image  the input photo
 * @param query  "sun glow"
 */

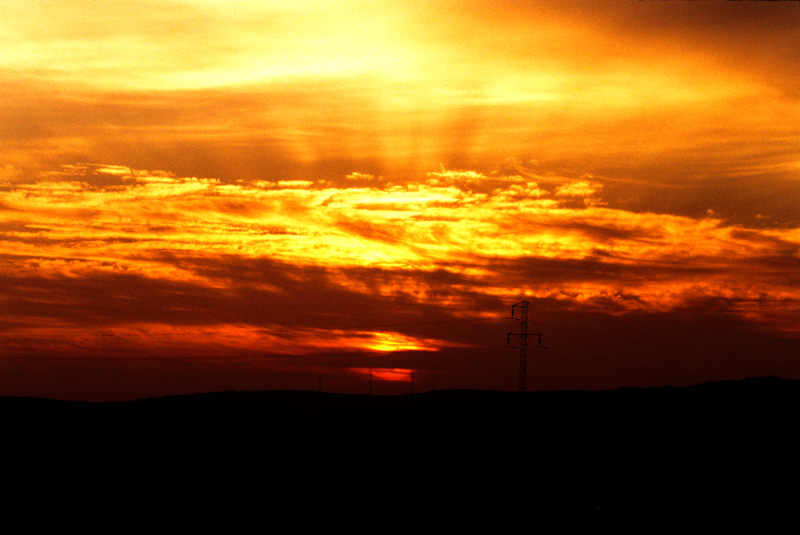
xmin=350 ymin=367 xmax=413 ymax=382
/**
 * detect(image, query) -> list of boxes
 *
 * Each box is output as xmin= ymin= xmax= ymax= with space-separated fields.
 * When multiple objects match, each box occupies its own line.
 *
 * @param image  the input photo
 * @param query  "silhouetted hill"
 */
xmin=3 ymin=376 xmax=798 ymax=519
xmin=4 ymin=375 xmax=798 ymax=430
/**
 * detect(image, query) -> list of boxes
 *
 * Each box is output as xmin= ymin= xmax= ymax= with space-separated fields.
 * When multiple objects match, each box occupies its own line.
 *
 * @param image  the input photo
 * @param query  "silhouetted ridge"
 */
xmin=3 ymin=376 xmax=798 ymax=516
xmin=2 ymin=376 xmax=797 ymax=437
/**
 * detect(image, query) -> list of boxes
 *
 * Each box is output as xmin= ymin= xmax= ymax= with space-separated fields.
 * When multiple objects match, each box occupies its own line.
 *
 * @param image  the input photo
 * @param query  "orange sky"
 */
xmin=2 ymin=1 xmax=799 ymax=400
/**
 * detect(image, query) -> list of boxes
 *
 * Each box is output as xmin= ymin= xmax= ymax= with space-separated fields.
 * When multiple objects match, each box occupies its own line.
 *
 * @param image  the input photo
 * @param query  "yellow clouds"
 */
xmin=4 ymin=163 xmax=800 ymax=335
xmin=2 ymin=164 xmax=795 ymax=272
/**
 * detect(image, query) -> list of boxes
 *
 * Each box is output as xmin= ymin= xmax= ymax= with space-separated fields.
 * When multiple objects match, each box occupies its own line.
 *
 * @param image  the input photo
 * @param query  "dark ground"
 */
xmin=3 ymin=376 xmax=797 ymax=523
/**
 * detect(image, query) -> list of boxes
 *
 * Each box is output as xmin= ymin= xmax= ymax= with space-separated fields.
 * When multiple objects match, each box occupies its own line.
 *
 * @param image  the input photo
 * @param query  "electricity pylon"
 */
xmin=508 ymin=300 xmax=541 ymax=392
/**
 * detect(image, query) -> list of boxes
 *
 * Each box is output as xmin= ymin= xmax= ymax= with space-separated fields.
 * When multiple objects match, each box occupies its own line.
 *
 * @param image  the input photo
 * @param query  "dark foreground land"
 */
xmin=3 ymin=376 xmax=798 ymax=521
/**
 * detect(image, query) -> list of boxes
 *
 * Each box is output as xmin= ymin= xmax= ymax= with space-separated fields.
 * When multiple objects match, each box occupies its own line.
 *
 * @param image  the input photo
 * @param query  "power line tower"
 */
xmin=508 ymin=300 xmax=541 ymax=392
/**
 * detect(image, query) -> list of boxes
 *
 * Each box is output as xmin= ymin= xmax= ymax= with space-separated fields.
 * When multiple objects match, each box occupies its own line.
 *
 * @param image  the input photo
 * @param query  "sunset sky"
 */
xmin=2 ymin=1 xmax=799 ymax=400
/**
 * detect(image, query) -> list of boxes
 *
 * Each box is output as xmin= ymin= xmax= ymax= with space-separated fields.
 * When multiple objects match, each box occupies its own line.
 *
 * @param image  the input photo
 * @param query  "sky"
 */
xmin=2 ymin=0 xmax=799 ymax=400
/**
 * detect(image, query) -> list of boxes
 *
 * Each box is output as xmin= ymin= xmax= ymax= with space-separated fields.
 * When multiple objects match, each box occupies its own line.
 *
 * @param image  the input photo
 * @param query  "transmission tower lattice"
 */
xmin=508 ymin=300 xmax=541 ymax=392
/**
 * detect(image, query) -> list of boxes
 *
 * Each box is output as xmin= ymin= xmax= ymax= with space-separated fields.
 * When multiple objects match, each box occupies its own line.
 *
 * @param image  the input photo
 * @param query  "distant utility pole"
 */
xmin=508 ymin=300 xmax=542 ymax=392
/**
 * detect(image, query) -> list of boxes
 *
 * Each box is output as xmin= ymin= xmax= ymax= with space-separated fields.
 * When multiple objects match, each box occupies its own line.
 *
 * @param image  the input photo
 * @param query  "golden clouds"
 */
xmin=3 ymin=164 xmax=796 ymax=273
xmin=4 ymin=164 xmax=800 ymax=339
